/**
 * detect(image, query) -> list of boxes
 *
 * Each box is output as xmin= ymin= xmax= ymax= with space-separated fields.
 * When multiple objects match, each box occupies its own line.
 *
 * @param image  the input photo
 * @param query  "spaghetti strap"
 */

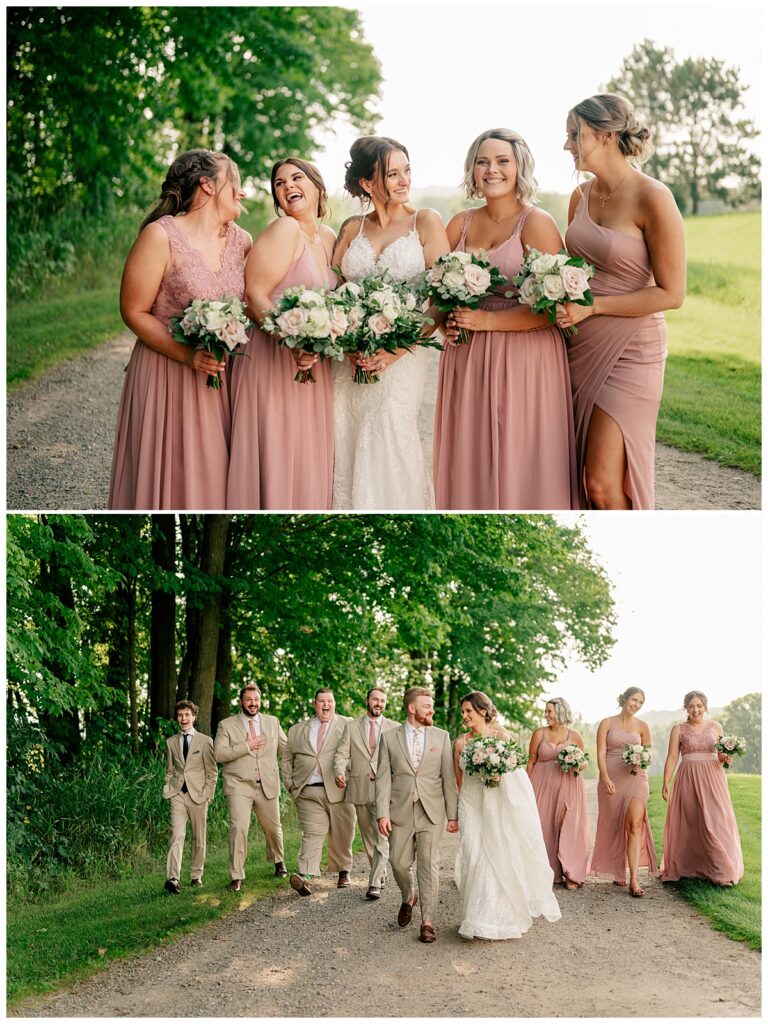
xmin=412 ymin=210 xmax=419 ymax=231
xmin=458 ymin=208 xmax=478 ymax=247
xmin=514 ymin=205 xmax=535 ymax=237
xmin=355 ymin=215 xmax=367 ymax=238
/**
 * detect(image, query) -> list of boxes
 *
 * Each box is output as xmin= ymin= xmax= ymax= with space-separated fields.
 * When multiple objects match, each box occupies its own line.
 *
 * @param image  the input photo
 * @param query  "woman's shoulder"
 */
xmin=635 ymin=172 xmax=680 ymax=216
xmin=454 ymin=731 xmax=469 ymax=751
xmin=319 ymin=223 xmax=337 ymax=244
xmin=415 ymin=207 xmax=445 ymax=229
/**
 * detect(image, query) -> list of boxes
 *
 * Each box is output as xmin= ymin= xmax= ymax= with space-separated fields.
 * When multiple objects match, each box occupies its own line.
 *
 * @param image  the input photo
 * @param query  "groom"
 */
xmin=375 ymin=686 xmax=458 ymax=944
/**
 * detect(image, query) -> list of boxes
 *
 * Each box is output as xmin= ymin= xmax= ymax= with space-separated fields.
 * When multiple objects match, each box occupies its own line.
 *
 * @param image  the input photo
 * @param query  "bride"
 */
xmin=331 ymin=136 xmax=450 ymax=510
xmin=454 ymin=691 xmax=562 ymax=940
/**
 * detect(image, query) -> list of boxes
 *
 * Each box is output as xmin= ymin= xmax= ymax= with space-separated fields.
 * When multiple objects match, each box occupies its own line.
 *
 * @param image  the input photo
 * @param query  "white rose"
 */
xmin=276 ymin=306 xmax=309 ymax=337
xmin=428 ymin=263 xmax=445 ymax=283
xmin=403 ymin=292 xmax=417 ymax=311
xmin=336 ymin=281 xmax=360 ymax=300
xmin=442 ymin=268 xmax=467 ymax=293
xmin=472 ymin=749 xmax=485 ymax=765
xmin=368 ymin=312 xmax=393 ymax=337
xmin=631 ymin=753 xmax=641 ymax=765
xmin=531 ymin=253 xmax=558 ymax=275
xmin=506 ymin=754 xmax=518 ymax=768
xmin=305 ymin=305 xmax=332 ymax=338
xmin=200 ymin=307 xmax=229 ymax=332
xmin=554 ymin=253 xmax=570 ymax=267
xmin=216 ymin=319 xmax=249 ymax=351
xmin=561 ymin=265 xmax=590 ymax=300
xmin=542 ymin=274 xmax=566 ymax=301
xmin=463 ymin=264 xmax=492 ymax=296
xmin=632 ymin=744 xmax=644 ymax=754
xmin=370 ymin=288 xmax=396 ymax=308
xmin=451 ymin=251 xmax=472 ymax=265
xmin=299 ymin=289 xmax=326 ymax=308
xmin=488 ymin=751 xmax=500 ymax=765
xmin=347 ymin=304 xmax=366 ymax=330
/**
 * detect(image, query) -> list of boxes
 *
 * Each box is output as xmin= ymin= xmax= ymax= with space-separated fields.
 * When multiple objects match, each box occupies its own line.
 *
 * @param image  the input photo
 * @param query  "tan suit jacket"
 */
xmin=334 ymin=714 xmax=400 ymax=805
xmin=283 ymin=715 xmax=351 ymax=803
xmin=214 ymin=713 xmax=287 ymax=801
xmin=375 ymin=724 xmax=458 ymax=825
xmin=163 ymin=731 xmax=218 ymax=804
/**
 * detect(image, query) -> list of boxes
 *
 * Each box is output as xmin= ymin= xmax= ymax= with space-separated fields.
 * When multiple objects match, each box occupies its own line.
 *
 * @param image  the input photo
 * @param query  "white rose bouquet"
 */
xmin=714 ymin=735 xmax=746 ymax=770
xmin=463 ymin=735 xmax=528 ymax=788
xmin=169 ymin=295 xmax=252 ymax=389
xmin=622 ymin=743 xmax=651 ymax=775
xmin=556 ymin=744 xmax=590 ymax=775
xmin=512 ymin=247 xmax=595 ymax=336
xmin=262 ymin=285 xmax=348 ymax=384
xmin=425 ymin=250 xmax=508 ymax=345
xmin=334 ymin=271 xmax=436 ymax=383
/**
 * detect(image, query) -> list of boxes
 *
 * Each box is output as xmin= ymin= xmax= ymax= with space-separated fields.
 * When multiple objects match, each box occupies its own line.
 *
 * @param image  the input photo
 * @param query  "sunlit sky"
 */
xmin=315 ymin=2 xmax=763 ymax=194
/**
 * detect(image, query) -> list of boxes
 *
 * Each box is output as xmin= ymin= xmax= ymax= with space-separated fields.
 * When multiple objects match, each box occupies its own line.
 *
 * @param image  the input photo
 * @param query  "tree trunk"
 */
xmin=446 ymin=672 xmax=460 ymax=737
xmin=212 ymin=612 xmax=234 ymax=738
xmin=127 ymin=578 xmax=139 ymax=751
xmin=150 ymin=515 xmax=177 ymax=733
xmin=188 ymin=515 xmax=231 ymax=735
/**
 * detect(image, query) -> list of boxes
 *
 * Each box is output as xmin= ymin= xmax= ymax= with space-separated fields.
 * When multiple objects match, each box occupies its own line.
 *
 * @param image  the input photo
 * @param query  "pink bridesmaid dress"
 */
xmin=590 ymin=724 xmax=658 ymax=881
xmin=227 ymin=240 xmax=335 ymax=510
xmin=564 ymin=180 xmax=668 ymax=509
xmin=109 ymin=216 xmax=248 ymax=510
xmin=529 ymin=730 xmax=590 ymax=884
xmin=661 ymin=722 xmax=744 ymax=884
xmin=433 ymin=208 xmax=577 ymax=510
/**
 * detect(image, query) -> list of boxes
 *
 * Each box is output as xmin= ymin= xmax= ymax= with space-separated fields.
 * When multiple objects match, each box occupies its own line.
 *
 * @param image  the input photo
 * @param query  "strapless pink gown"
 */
xmin=564 ymin=180 xmax=667 ymax=509
xmin=529 ymin=730 xmax=590 ymax=884
xmin=590 ymin=725 xmax=658 ymax=881
xmin=434 ymin=208 xmax=577 ymax=510
xmin=109 ymin=216 xmax=247 ymax=510
xmin=661 ymin=722 xmax=743 ymax=884
xmin=227 ymin=240 xmax=335 ymax=510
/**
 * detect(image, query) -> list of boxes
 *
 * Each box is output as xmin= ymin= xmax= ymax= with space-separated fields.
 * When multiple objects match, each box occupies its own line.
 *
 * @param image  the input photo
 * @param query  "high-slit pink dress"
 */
xmin=590 ymin=724 xmax=658 ymax=882
xmin=227 ymin=240 xmax=335 ymax=510
xmin=529 ymin=729 xmax=590 ymax=884
xmin=661 ymin=722 xmax=743 ymax=884
xmin=564 ymin=180 xmax=667 ymax=509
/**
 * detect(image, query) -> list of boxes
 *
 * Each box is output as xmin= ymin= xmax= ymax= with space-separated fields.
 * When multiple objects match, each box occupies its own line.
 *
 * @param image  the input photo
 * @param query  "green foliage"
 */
xmin=720 ymin=693 xmax=761 ymax=774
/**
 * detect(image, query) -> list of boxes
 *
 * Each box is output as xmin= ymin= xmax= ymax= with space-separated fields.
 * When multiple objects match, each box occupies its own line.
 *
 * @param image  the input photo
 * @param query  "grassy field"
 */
xmin=647 ymin=773 xmax=761 ymax=950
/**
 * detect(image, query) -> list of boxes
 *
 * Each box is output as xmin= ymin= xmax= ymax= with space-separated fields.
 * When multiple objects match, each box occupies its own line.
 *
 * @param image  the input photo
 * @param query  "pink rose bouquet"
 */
xmin=622 ymin=743 xmax=651 ymax=775
xmin=462 ymin=735 xmax=528 ymax=788
xmin=512 ymin=247 xmax=595 ymax=336
xmin=556 ymin=744 xmax=590 ymax=774
xmin=425 ymin=250 xmax=508 ymax=345
xmin=169 ymin=295 xmax=252 ymax=389
xmin=714 ymin=735 xmax=746 ymax=770
xmin=262 ymin=285 xmax=349 ymax=384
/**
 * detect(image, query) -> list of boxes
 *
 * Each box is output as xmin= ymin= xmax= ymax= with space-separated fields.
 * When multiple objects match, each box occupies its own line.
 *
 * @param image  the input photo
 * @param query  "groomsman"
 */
xmin=214 ymin=684 xmax=288 ymax=893
xmin=162 ymin=700 xmax=218 ymax=893
xmin=334 ymin=687 xmax=399 ymax=899
xmin=283 ymin=688 xmax=356 ymax=897
xmin=376 ymin=686 xmax=458 ymax=944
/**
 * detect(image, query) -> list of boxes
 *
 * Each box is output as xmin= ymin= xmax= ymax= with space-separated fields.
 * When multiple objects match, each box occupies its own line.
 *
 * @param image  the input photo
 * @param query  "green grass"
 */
xmin=647 ymin=773 xmax=761 ymax=950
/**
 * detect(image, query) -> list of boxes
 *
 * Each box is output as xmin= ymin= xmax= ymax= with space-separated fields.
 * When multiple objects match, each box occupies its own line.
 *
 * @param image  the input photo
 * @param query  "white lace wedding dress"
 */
xmin=332 ymin=214 xmax=435 ymax=510
xmin=455 ymin=751 xmax=562 ymax=940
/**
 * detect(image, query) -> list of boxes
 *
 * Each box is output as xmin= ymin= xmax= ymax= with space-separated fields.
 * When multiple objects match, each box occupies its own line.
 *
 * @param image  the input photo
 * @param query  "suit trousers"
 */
xmin=388 ymin=799 xmax=442 ymax=923
xmin=167 ymin=791 xmax=209 ymax=881
xmin=355 ymin=800 xmax=389 ymax=886
xmin=227 ymin=782 xmax=285 ymax=880
xmin=295 ymin=786 xmax=356 ymax=876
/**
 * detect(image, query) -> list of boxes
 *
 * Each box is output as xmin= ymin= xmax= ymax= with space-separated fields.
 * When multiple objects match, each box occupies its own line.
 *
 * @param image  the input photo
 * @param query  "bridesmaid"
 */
xmin=661 ymin=690 xmax=744 ymax=886
xmin=527 ymin=697 xmax=590 ymax=889
xmin=591 ymin=686 xmax=658 ymax=896
xmin=228 ymin=158 xmax=335 ymax=509
xmin=434 ymin=128 xmax=577 ymax=510
xmin=560 ymin=93 xmax=686 ymax=509
xmin=109 ymin=149 xmax=249 ymax=509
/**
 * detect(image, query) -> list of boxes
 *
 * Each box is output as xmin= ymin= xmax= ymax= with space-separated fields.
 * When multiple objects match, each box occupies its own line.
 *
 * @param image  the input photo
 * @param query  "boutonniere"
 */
xmin=429 ymin=745 xmax=439 ymax=753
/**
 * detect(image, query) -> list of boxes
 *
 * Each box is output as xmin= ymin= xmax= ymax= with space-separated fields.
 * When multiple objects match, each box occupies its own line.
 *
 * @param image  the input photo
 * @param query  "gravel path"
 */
xmin=10 ymin=780 xmax=760 ymax=1018
xmin=6 ymin=335 xmax=762 ymax=511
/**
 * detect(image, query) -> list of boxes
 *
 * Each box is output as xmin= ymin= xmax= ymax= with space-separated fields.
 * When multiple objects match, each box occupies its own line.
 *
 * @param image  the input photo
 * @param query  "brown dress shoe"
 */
xmin=365 ymin=886 xmax=381 ymax=900
xmin=164 ymin=878 xmax=181 ymax=895
xmin=229 ymin=879 xmax=242 ymax=893
xmin=419 ymin=923 xmax=436 ymax=943
xmin=397 ymin=893 xmax=418 ymax=927
xmin=337 ymin=871 xmax=351 ymax=888
xmin=290 ymin=873 xmax=312 ymax=897
xmin=274 ymin=861 xmax=288 ymax=878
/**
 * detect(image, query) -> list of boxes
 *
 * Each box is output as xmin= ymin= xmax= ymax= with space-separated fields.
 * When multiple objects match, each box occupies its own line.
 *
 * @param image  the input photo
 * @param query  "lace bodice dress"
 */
xmin=332 ymin=214 xmax=435 ymax=510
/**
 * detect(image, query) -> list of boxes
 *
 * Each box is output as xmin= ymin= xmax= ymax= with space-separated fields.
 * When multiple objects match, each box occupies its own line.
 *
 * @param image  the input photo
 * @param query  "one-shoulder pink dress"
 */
xmin=227 ymin=240 xmax=335 ymax=510
xmin=590 ymin=724 xmax=658 ymax=882
xmin=434 ymin=208 xmax=577 ymax=510
xmin=661 ymin=722 xmax=743 ymax=884
xmin=564 ymin=180 xmax=667 ymax=510
xmin=109 ymin=216 xmax=247 ymax=510
xmin=529 ymin=730 xmax=590 ymax=885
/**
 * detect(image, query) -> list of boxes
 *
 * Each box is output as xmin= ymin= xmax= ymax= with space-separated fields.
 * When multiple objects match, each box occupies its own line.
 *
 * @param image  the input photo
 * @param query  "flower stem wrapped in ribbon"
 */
xmin=425 ymin=250 xmax=508 ymax=345
xmin=463 ymin=735 xmax=528 ymax=788
xmin=714 ymin=735 xmax=746 ymax=770
xmin=556 ymin=744 xmax=590 ymax=774
xmin=169 ymin=296 xmax=252 ymax=389
xmin=262 ymin=285 xmax=348 ymax=383
xmin=622 ymin=742 xmax=651 ymax=776
xmin=512 ymin=247 xmax=596 ymax=336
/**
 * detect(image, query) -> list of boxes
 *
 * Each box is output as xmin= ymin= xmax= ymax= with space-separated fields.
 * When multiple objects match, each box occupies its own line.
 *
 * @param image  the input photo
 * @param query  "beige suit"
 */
xmin=214 ymin=712 xmax=287 ymax=880
xmin=283 ymin=715 xmax=357 ymax=876
xmin=375 ymin=724 xmax=458 ymax=923
xmin=163 ymin=730 xmax=218 ymax=882
xmin=334 ymin=713 xmax=399 ymax=887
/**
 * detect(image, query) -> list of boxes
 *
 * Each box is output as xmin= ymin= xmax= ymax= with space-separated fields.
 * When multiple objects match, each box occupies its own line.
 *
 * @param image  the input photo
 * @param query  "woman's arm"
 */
xmin=661 ymin=725 xmax=681 ymax=801
xmin=596 ymin=718 xmax=615 ymax=795
xmin=453 ymin=734 xmax=466 ymax=793
xmin=527 ymin=727 xmax=544 ymax=776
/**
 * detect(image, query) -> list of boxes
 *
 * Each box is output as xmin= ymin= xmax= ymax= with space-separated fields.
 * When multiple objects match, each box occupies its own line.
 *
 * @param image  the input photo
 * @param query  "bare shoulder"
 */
xmin=416 ymin=207 xmax=445 ymax=229
xmin=569 ymin=728 xmax=584 ymax=745
xmin=491 ymin=725 xmax=510 ymax=740
xmin=454 ymin=732 xmax=468 ymax=752
xmin=335 ymin=215 xmax=364 ymax=243
xmin=524 ymin=206 xmax=558 ymax=230
xmin=446 ymin=209 xmax=469 ymax=233
xmin=258 ymin=215 xmax=301 ymax=243
xmin=319 ymin=223 xmax=337 ymax=245
xmin=637 ymin=173 xmax=680 ymax=217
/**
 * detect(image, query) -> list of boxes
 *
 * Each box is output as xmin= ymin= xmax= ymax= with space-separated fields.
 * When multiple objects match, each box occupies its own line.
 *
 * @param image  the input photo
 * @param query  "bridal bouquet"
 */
xmin=557 ymin=744 xmax=590 ymax=774
xmin=169 ymin=296 xmax=252 ymax=389
xmin=262 ymin=285 xmax=348 ymax=383
xmin=463 ymin=735 xmax=528 ymax=788
xmin=425 ymin=250 xmax=508 ymax=345
xmin=512 ymin=247 xmax=595 ymax=336
xmin=334 ymin=271 xmax=436 ymax=383
xmin=622 ymin=743 xmax=651 ymax=775
xmin=714 ymin=735 xmax=746 ymax=769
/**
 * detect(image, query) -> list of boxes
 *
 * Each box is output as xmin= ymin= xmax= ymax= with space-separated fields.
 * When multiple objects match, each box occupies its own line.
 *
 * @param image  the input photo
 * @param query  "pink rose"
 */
xmin=517 ymin=275 xmax=538 ymax=307
xmin=216 ymin=319 xmax=249 ymax=351
xmin=328 ymin=306 xmax=349 ymax=339
xmin=463 ymin=264 xmax=492 ymax=296
xmin=561 ymin=265 xmax=590 ymax=300
xmin=368 ymin=312 xmax=393 ymax=337
xmin=276 ymin=306 xmax=308 ymax=337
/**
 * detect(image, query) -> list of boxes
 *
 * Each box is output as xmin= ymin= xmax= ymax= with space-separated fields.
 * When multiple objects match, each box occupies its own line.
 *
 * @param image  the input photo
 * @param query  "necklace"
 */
xmin=595 ymin=172 xmax=629 ymax=208
xmin=486 ymin=205 xmax=521 ymax=225
xmin=300 ymin=224 xmax=321 ymax=244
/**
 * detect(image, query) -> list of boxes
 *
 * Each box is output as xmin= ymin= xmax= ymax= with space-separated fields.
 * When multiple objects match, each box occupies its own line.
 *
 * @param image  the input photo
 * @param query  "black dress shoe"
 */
xmin=274 ymin=861 xmax=288 ymax=878
xmin=164 ymin=878 xmax=181 ymax=894
xmin=190 ymin=878 xmax=203 ymax=888
xmin=290 ymin=873 xmax=312 ymax=897
xmin=229 ymin=879 xmax=242 ymax=893
xmin=337 ymin=870 xmax=351 ymax=888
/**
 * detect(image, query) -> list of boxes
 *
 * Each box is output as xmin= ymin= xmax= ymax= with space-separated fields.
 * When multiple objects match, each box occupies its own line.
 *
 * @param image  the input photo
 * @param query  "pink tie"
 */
xmin=412 ymin=729 xmax=421 ymax=770
xmin=369 ymin=720 xmax=377 ymax=754
xmin=317 ymin=721 xmax=328 ymax=753
xmin=249 ymin=719 xmax=261 ymax=781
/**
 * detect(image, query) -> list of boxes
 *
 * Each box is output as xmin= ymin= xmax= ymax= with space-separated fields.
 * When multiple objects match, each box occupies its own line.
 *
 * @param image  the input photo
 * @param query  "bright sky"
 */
xmin=317 ymin=2 xmax=763 ymax=194
xmin=548 ymin=512 xmax=763 ymax=723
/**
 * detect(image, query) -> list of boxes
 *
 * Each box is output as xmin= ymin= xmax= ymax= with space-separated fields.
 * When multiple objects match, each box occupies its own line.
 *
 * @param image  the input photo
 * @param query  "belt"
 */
xmin=306 ymin=782 xmax=325 ymax=787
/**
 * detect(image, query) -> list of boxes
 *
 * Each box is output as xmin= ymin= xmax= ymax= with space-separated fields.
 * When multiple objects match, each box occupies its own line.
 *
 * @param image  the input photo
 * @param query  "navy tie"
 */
xmin=182 ymin=734 xmax=189 ymax=793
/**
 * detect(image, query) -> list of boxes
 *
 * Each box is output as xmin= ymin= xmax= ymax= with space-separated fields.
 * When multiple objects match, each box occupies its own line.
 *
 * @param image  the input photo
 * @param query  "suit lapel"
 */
xmin=397 ymin=726 xmax=415 ymax=773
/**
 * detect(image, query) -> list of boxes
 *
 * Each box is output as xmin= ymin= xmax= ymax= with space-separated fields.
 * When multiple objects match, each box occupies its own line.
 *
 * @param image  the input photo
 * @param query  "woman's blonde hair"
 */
xmin=683 ymin=690 xmax=708 ymax=710
xmin=569 ymin=93 xmax=654 ymax=167
xmin=461 ymin=128 xmax=538 ymax=204
xmin=545 ymin=697 xmax=573 ymax=726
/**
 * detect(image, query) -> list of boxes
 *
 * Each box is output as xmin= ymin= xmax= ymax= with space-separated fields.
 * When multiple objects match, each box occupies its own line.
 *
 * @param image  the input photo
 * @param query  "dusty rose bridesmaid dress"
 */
xmin=227 ymin=240 xmax=335 ymax=510
xmin=529 ymin=730 xmax=590 ymax=885
xmin=661 ymin=722 xmax=744 ymax=884
xmin=590 ymin=724 xmax=658 ymax=881
xmin=564 ymin=180 xmax=668 ymax=509
xmin=433 ymin=208 xmax=577 ymax=510
xmin=109 ymin=216 xmax=247 ymax=510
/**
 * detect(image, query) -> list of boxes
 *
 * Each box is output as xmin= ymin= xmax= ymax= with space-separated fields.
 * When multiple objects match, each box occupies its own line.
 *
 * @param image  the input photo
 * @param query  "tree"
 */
xmin=720 ymin=692 xmax=761 ymax=774
xmin=607 ymin=39 xmax=761 ymax=213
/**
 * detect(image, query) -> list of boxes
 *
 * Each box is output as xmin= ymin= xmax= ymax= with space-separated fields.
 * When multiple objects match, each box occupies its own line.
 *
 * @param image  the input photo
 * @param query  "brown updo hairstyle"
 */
xmin=270 ymin=158 xmax=328 ymax=220
xmin=140 ymin=148 xmax=236 ymax=230
xmin=617 ymin=686 xmax=646 ymax=709
xmin=344 ymin=135 xmax=409 ymax=207
xmin=569 ymin=93 xmax=654 ymax=167
xmin=683 ymin=690 xmax=708 ymax=711
xmin=460 ymin=691 xmax=498 ymax=723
